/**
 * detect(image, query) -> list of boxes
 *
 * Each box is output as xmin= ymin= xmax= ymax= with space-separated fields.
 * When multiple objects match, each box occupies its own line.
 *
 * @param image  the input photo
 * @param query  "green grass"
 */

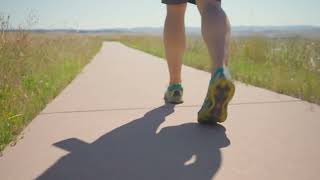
xmin=0 ymin=32 xmax=103 ymax=151
xmin=106 ymin=35 xmax=320 ymax=104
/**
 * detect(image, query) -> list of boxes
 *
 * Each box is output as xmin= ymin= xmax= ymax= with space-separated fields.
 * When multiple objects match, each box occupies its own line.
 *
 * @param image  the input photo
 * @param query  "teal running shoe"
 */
xmin=164 ymin=83 xmax=184 ymax=104
xmin=198 ymin=67 xmax=235 ymax=124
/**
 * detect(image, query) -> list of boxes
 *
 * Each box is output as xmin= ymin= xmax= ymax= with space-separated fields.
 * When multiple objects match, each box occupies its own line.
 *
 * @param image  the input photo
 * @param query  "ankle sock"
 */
xmin=168 ymin=83 xmax=183 ymax=91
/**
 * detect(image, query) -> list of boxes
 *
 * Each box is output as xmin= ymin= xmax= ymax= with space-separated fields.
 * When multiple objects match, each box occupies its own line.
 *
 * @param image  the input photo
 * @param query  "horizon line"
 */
xmin=14 ymin=25 xmax=320 ymax=31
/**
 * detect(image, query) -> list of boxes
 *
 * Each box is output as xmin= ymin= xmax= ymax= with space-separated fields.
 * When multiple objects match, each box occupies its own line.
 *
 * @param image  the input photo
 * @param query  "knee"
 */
xmin=166 ymin=4 xmax=186 ymax=18
xmin=200 ymin=2 xmax=230 ymax=33
xmin=201 ymin=1 xmax=225 ymax=18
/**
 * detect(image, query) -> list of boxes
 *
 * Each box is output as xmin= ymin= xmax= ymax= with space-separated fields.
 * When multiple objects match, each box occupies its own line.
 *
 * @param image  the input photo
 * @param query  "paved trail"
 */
xmin=0 ymin=42 xmax=319 ymax=180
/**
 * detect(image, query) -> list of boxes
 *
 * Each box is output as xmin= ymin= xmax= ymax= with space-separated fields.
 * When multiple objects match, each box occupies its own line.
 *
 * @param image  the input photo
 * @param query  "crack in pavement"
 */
xmin=40 ymin=99 xmax=303 ymax=115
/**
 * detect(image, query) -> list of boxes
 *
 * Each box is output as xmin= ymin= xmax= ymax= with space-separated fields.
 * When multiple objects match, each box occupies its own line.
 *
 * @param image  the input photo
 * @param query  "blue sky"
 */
xmin=1 ymin=0 xmax=320 ymax=29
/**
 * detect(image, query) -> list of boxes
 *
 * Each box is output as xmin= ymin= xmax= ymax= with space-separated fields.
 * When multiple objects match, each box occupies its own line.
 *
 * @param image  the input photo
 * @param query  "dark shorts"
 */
xmin=162 ymin=0 xmax=196 ymax=4
xmin=162 ymin=0 xmax=220 ymax=5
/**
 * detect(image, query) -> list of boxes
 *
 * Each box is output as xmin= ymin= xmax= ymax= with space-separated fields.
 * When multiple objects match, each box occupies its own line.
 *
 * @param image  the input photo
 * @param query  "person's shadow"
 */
xmin=37 ymin=104 xmax=230 ymax=180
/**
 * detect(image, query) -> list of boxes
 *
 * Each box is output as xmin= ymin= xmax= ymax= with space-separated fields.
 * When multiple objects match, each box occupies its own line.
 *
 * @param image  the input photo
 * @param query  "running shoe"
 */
xmin=164 ymin=83 xmax=184 ymax=104
xmin=198 ymin=67 xmax=235 ymax=124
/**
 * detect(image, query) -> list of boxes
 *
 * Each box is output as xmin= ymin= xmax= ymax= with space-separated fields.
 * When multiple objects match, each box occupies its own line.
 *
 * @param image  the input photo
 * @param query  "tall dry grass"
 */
xmin=0 ymin=15 xmax=103 ymax=151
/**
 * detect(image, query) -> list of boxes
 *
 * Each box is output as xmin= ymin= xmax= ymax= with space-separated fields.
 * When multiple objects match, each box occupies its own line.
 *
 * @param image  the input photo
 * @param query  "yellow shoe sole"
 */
xmin=198 ymin=79 xmax=235 ymax=124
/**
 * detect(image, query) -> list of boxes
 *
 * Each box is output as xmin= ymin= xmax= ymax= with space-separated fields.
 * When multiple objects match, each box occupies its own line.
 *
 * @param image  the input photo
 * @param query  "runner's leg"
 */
xmin=196 ymin=0 xmax=231 ymax=75
xmin=163 ymin=3 xmax=187 ymax=84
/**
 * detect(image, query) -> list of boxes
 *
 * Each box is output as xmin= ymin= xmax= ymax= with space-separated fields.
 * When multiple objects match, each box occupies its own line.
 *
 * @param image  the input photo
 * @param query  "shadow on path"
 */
xmin=37 ymin=104 xmax=230 ymax=180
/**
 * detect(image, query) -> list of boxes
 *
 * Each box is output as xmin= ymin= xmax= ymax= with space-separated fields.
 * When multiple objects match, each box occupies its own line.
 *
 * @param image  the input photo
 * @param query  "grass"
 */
xmin=106 ymin=35 xmax=320 ymax=104
xmin=0 ymin=32 xmax=103 ymax=151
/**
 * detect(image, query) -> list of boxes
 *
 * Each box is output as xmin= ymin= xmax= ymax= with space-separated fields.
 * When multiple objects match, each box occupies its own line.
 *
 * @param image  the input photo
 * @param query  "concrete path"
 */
xmin=0 ymin=42 xmax=320 ymax=180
